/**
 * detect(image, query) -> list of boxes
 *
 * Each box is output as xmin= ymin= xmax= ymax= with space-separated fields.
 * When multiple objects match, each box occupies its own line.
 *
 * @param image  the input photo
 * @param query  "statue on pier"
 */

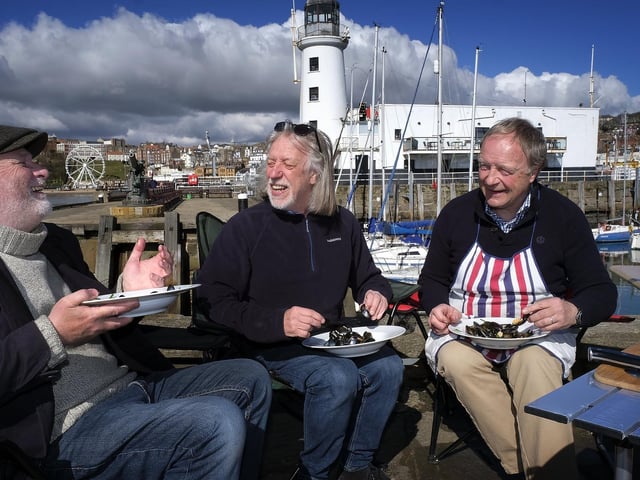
xmin=124 ymin=150 xmax=148 ymax=204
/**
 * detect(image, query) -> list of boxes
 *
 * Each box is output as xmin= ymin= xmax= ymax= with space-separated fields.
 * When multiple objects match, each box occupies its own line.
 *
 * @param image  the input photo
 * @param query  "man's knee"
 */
xmin=310 ymin=361 xmax=359 ymax=396
xmin=437 ymin=341 xmax=481 ymax=378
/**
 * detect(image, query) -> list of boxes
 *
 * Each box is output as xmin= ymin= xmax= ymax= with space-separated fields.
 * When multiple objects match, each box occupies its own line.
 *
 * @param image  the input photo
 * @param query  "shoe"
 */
xmin=337 ymin=464 xmax=391 ymax=480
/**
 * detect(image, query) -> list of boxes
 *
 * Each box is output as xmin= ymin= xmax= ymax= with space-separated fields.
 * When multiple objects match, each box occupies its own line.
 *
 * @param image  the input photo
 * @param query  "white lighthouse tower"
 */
xmin=295 ymin=0 xmax=349 ymax=147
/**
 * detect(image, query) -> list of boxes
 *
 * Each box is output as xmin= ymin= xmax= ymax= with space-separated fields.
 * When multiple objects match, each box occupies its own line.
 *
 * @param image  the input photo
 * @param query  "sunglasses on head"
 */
xmin=274 ymin=121 xmax=322 ymax=153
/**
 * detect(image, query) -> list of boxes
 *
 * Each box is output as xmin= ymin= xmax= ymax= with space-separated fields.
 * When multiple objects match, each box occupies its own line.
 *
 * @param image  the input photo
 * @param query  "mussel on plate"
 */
xmin=324 ymin=325 xmax=375 ymax=346
xmin=465 ymin=320 xmax=533 ymax=339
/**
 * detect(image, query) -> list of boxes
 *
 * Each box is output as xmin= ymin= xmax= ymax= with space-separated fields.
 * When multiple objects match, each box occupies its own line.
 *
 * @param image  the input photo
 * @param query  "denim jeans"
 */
xmin=43 ymin=358 xmax=272 ymax=480
xmin=254 ymin=343 xmax=403 ymax=480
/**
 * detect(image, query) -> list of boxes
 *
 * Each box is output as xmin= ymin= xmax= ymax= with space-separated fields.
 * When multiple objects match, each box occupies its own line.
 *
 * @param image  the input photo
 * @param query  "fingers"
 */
xmin=361 ymin=290 xmax=388 ymax=320
xmin=155 ymin=245 xmax=173 ymax=271
xmin=428 ymin=311 xmax=450 ymax=335
xmin=524 ymin=299 xmax=570 ymax=330
xmin=127 ymin=238 xmax=146 ymax=263
xmin=284 ymin=306 xmax=325 ymax=338
xmin=67 ymin=288 xmax=101 ymax=304
xmin=428 ymin=304 xmax=461 ymax=335
xmin=94 ymin=299 xmax=140 ymax=318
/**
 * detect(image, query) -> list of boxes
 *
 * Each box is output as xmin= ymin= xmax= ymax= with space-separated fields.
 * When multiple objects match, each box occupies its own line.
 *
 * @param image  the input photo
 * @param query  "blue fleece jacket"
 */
xmin=195 ymin=202 xmax=391 ymax=344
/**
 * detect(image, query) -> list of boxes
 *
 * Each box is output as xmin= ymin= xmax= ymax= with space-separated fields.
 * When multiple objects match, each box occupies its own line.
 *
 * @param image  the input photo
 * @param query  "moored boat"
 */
xmin=592 ymin=220 xmax=637 ymax=243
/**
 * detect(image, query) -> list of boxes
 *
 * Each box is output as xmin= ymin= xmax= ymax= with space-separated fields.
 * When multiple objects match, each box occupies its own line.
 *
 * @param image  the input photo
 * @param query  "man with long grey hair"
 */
xmin=197 ymin=121 xmax=403 ymax=480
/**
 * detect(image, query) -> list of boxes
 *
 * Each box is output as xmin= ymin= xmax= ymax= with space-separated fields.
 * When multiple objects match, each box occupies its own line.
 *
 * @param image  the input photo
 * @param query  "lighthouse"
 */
xmin=296 ymin=0 xmax=349 ymax=147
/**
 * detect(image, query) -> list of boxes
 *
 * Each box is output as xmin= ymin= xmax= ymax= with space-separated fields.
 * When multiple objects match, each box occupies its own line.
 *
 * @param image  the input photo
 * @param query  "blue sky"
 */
xmin=1 ymin=0 xmax=638 ymax=144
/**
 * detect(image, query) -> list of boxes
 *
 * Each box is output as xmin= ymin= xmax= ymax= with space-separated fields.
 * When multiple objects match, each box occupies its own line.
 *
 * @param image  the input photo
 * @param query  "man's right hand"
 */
xmin=48 ymin=289 xmax=140 ymax=346
xmin=283 ymin=306 xmax=325 ymax=339
xmin=428 ymin=303 xmax=462 ymax=335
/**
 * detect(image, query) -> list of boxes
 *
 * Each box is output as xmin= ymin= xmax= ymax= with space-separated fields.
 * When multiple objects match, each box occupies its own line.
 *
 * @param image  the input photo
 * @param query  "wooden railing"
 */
xmin=95 ymin=212 xmax=191 ymax=314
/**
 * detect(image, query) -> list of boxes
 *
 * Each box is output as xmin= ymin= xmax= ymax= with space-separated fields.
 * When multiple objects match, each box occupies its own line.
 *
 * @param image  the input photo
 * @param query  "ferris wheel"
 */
xmin=65 ymin=145 xmax=105 ymax=188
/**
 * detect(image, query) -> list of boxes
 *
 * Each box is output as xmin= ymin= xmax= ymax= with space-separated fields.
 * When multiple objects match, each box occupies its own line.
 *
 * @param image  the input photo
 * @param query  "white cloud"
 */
xmin=0 ymin=9 xmax=636 ymax=145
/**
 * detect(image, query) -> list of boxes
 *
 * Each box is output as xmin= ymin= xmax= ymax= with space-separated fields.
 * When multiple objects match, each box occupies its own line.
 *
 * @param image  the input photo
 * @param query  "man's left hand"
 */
xmin=122 ymin=238 xmax=173 ymax=291
xmin=522 ymin=298 xmax=579 ymax=331
xmin=361 ymin=290 xmax=388 ymax=320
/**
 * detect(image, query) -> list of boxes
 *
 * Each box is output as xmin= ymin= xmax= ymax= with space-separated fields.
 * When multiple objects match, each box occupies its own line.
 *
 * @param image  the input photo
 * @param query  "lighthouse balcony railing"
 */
xmin=298 ymin=24 xmax=349 ymax=39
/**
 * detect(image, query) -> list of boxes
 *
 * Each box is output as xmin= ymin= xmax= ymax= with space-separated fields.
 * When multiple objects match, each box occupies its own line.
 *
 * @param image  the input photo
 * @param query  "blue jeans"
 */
xmin=254 ymin=343 xmax=403 ymax=479
xmin=43 ymin=359 xmax=272 ymax=480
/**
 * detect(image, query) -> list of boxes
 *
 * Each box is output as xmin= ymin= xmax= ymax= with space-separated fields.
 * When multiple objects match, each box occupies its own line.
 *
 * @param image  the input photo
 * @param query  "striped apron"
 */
xmin=425 ymin=221 xmax=576 ymax=377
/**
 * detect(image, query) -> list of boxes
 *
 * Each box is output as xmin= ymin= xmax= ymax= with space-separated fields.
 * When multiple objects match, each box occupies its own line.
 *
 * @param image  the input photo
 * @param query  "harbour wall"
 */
xmin=337 ymin=179 xmax=639 ymax=224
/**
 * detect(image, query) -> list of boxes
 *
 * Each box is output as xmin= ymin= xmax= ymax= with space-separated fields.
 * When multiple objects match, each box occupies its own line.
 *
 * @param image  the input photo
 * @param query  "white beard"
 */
xmin=0 ymin=194 xmax=51 ymax=231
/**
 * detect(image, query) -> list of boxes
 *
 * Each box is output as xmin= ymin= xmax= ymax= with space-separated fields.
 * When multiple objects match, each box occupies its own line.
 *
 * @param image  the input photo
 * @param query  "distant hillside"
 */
xmin=599 ymin=111 xmax=639 ymax=152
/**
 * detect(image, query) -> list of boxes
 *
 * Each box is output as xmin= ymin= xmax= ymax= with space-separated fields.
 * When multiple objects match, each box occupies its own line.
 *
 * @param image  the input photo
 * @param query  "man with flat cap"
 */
xmin=0 ymin=125 xmax=272 ymax=480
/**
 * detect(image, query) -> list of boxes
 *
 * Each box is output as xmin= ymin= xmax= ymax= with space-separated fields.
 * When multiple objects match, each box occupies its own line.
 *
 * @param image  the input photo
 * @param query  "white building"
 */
xmin=337 ymin=104 xmax=599 ymax=175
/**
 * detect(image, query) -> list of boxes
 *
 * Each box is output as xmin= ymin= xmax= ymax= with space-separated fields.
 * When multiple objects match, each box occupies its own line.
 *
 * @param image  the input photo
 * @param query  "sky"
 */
xmin=1 ymin=0 xmax=639 ymax=146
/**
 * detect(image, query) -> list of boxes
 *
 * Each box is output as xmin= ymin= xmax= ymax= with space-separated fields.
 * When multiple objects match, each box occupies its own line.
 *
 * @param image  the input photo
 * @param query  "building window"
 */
xmin=310 ymin=57 xmax=319 ymax=72
xmin=474 ymin=127 xmax=489 ymax=145
xmin=394 ymin=129 xmax=402 ymax=140
xmin=309 ymin=87 xmax=319 ymax=102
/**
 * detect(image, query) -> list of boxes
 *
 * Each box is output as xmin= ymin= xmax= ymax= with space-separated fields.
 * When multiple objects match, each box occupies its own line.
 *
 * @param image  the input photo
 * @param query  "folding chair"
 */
xmin=194 ymin=211 xmax=226 ymax=267
xmin=385 ymin=279 xmax=428 ymax=340
xmin=189 ymin=212 xmax=237 ymax=344
xmin=139 ymin=211 xmax=234 ymax=363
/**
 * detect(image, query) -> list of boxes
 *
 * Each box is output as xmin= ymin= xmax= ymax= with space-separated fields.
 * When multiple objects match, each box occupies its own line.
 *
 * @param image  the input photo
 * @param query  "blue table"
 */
xmin=525 ymin=370 xmax=640 ymax=480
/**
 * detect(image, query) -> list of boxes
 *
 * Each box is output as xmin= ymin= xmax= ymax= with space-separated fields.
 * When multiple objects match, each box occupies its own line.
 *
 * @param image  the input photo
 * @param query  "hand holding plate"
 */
xmin=49 ymin=289 xmax=138 ymax=347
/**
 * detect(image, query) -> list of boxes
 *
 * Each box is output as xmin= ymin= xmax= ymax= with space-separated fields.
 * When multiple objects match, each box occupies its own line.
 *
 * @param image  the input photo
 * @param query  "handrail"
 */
xmin=334 ymin=169 xmax=609 ymax=186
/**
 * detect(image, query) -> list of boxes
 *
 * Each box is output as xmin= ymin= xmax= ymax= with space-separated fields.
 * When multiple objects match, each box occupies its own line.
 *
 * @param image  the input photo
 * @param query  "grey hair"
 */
xmin=260 ymin=122 xmax=338 ymax=216
xmin=480 ymin=117 xmax=547 ymax=174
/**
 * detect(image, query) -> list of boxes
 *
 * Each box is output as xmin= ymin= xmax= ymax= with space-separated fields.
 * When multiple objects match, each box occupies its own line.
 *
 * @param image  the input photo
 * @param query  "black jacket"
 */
xmin=0 ymin=223 xmax=173 ymax=463
xmin=420 ymin=183 xmax=617 ymax=325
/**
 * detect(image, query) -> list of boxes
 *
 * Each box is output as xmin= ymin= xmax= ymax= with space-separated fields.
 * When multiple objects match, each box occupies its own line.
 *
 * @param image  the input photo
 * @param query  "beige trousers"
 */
xmin=436 ymin=341 xmax=578 ymax=480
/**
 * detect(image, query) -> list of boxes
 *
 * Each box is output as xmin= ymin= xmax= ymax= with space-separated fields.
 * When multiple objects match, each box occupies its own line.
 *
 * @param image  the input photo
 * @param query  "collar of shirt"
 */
xmin=485 ymin=192 xmax=531 ymax=233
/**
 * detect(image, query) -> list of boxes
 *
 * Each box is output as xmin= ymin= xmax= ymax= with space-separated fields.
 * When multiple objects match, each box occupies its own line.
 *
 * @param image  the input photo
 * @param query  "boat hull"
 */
xmin=592 ymin=224 xmax=637 ymax=243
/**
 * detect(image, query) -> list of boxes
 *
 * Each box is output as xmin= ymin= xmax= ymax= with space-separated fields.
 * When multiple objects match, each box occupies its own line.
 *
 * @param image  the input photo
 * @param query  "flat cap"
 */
xmin=0 ymin=125 xmax=48 ymax=157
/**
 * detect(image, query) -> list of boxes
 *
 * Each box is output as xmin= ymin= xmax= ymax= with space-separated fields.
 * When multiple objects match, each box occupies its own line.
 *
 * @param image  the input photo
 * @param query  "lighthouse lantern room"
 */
xmin=296 ymin=0 xmax=349 ymax=146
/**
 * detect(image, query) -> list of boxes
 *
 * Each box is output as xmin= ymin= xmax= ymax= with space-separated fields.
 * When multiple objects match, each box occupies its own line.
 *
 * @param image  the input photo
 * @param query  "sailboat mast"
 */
xmin=381 ymin=46 xmax=387 ymax=221
xmin=368 ymin=24 xmax=379 ymax=221
xmin=436 ymin=2 xmax=444 ymax=215
xmin=290 ymin=1 xmax=298 ymax=84
xmin=468 ymin=46 xmax=479 ymax=192
xmin=623 ymin=111 xmax=628 ymax=224
xmin=589 ymin=44 xmax=595 ymax=108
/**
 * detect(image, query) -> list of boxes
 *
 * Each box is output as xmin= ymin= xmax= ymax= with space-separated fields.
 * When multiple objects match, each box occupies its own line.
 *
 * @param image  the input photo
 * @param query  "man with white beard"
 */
xmin=0 ymin=125 xmax=272 ymax=480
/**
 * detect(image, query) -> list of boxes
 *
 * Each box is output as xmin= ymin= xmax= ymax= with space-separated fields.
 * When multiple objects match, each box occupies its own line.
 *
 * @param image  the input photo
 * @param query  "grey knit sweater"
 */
xmin=0 ymin=223 xmax=135 ymax=440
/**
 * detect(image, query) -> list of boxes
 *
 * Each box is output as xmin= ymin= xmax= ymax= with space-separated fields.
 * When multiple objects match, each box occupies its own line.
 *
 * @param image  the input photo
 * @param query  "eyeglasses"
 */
xmin=274 ymin=121 xmax=322 ymax=153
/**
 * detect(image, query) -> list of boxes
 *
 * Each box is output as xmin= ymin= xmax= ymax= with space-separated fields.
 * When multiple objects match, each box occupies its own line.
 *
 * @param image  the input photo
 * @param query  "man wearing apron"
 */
xmin=419 ymin=118 xmax=617 ymax=479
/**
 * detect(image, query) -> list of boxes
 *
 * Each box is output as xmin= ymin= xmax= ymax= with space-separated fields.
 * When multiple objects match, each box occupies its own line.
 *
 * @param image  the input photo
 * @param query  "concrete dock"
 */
xmin=46 ymin=195 xmax=640 ymax=480
xmin=611 ymin=265 xmax=640 ymax=290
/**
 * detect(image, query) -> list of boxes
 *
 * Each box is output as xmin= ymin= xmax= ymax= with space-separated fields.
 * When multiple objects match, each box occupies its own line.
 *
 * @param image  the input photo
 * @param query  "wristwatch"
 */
xmin=575 ymin=309 xmax=584 ymax=327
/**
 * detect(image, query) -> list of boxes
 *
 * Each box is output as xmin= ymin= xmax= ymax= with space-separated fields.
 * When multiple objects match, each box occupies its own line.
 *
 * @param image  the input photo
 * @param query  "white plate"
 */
xmin=448 ymin=316 xmax=549 ymax=350
xmin=302 ymin=325 xmax=406 ymax=358
xmin=82 ymin=284 xmax=200 ymax=317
